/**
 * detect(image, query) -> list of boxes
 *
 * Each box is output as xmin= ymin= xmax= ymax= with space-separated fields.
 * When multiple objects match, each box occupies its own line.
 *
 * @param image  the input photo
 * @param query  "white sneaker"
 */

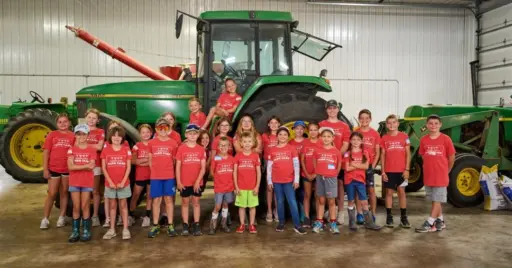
xmin=103 ymin=228 xmax=116 ymax=240
xmin=273 ymin=210 xmax=279 ymax=222
xmin=122 ymin=229 xmax=131 ymax=240
xmin=56 ymin=216 xmax=66 ymax=228
xmin=141 ymin=216 xmax=151 ymax=227
xmin=103 ymin=217 xmax=110 ymax=228
xmin=91 ymin=216 xmax=100 ymax=227
xmin=116 ymin=215 xmax=123 ymax=226
xmin=337 ymin=212 xmax=344 ymax=225
xmin=40 ymin=218 xmax=49 ymax=229
xmin=128 ymin=216 xmax=135 ymax=227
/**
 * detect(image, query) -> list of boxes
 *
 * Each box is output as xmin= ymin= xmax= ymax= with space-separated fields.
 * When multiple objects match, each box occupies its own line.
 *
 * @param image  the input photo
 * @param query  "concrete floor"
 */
xmin=1 ymin=168 xmax=511 ymax=268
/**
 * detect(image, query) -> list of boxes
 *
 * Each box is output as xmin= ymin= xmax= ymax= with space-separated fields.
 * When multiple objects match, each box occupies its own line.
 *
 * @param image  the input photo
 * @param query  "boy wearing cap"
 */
xmin=416 ymin=115 xmax=455 ymax=233
xmin=176 ymin=124 xmax=207 ymax=236
xmin=67 ymin=124 xmax=97 ymax=242
xmin=147 ymin=118 xmax=179 ymax=238
xmin=319 ymin=99 xmax=351 ymax=225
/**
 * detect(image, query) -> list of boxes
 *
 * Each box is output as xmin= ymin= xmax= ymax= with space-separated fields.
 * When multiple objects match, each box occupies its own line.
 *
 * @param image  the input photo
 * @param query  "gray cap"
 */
xmin=155 ymin=117 xmax=170 ymax=127
xmin=326 ymin=99 xmax=338 ymax=108
xmin=74 ymin=124 xmax=90 ymax=134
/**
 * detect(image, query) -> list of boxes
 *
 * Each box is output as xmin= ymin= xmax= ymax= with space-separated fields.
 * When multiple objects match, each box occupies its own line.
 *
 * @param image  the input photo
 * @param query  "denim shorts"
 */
xmin=69 ymin=186 xmax=93 ymax=192
xmin=214 ymin=192 xmax=234 ymax=205
xmin=345 ymin=181 xmax=368 ymax=201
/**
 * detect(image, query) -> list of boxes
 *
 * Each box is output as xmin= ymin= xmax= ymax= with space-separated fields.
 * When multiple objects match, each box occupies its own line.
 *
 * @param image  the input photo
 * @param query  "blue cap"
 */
xmin=185 ymin=124 xmax=201 ymax=133
xmin=293 ymin=120 xmax=306 ymax=129
xmin=74 ymin=124 xmax=90 ymax=134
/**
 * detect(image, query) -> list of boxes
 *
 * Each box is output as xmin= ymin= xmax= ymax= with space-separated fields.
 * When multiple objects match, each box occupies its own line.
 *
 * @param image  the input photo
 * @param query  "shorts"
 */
xmin=104 ymin=186 xmax=131 ymax=199
xmin=303 ymin=176 xmax=315 ymax=183
xmin=69 ymin=186 xmax=93 ymax=192
xmin=345 ymin=181 xmax=368 ymax=201
xmin=150 ymin=179 xmax=176 ymax=198
xmin=135 ymin=180 xmax=150 ymax=187
xmin=366 ymin=168 xmax=375 ymax=187
xmin=383 ymin=172 xmax=405 ymax=190
xmin=337 ymin=169 xmax=345 ymax=181
xmin=180 ymin=186 xmax=202 ymax=198
xmin=49 ymin=170 xmax=69 ymax=177
xmin=425 ymin=186 xmax=447 ymax=203
xmin=235 ymin=190 xmax=259 ymax=208
xmin=214 ymin=192 xmax=235 ymax=205
xmin=315 ymin=176 xmax=338 ymax=198
xmin=93 ymin=167 xmax=102 ymax=176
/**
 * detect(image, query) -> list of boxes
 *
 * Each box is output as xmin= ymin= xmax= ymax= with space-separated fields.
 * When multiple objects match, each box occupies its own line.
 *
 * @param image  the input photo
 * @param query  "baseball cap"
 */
xmin=185 ymin=124 xmax=201 ymax=133
xmin=277 ymin=126 xmax=290 ymax=135
xmin=74 ymin=124 xmax=90 ymax=134
xmin=155 ymin=118 xmax=170 ymax=127
xmin=319 ymin=127 xmax=335 ymax=135
xmin=325 ymin=99 xmax=338 ymax=108
xmin=293 ymin=120 xmax=306 ymax=129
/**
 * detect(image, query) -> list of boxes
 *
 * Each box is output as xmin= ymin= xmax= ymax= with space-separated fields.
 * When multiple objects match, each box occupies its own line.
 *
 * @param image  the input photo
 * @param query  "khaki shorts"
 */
xmin=105 ymin=186 xmax=131 ymax=199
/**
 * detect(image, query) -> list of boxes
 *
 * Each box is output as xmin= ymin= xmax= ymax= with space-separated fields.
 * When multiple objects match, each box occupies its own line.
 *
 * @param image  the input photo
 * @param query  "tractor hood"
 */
xmin=76 ymin=80 xmax=196 ymax=99
xmin=404 ymin=104 xmax=512 ymax=120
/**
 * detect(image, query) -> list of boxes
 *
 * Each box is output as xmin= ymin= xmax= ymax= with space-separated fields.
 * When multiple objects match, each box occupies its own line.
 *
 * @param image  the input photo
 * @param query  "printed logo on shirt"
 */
xmin=71 ymin=151 xmax=92 ymax=164
xmin=238 ymin=159 xmax=255 ymax=169
xmin=272 ymin=151 xmax=291 ymax=161
xmin=53 ymin=137 xmax=72 ymax=148
xmin=424 ymin=145 xmax=445 ymax=156
xmin=182 ymin=152 xmax=203 ymax=163
xmin=318 ymin=153 xmax=336 ymax=164
xmin=305 ymin=147 xmax=315 ymax=157
xmin=106 ymin=155 xmax=128 ymax=167
xmin=363 ymin=136 xmax=375 ymax=147
xmin=216 ymin=163 xmax=234 ymax=174
xmin=384 ymin=141 xmax=405 ymax=151
xmin=153 ymin=146 xmax=172 ymax=157
xmin=235 ymin=96 xmax=242 ymax=101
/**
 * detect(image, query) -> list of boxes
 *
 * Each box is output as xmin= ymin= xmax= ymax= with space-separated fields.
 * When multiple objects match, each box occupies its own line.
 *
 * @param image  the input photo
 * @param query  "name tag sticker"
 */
xmin=214 ymin=156 xmax=222 ymax=161
xmin=328 ymin=164 xmax=335 ymax=170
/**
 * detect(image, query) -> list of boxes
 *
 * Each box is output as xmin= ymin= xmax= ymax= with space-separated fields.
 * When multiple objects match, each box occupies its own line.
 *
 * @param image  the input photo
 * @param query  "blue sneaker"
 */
xmin=330 ymin=221 xmax=340 ymax=234
xmin=148 ymin=225 xmax=160 ymax=238
xmin=356 ymin=214 xmax=365 ymax=225
xmin=312 ymin=221 xmax=323 ymax=233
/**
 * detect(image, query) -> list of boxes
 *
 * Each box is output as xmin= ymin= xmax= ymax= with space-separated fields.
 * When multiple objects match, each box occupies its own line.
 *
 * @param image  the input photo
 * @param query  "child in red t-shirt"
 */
xmin=300 ymin=121 xmax=321 ymax=228
xmin=162 ymin=112 xmax=182 ymax=145
xmin=380 ymin=114 xmax=411 ymax=228
xmin=233 ymin=114 xmax=263 ymax=154
xmin=101 ymin=126 xmax=132 ymax=240
xmin=289 ymin=120 xmax=306 ymax=225
xmin=344 ymin=132 xmax=381 ymax=231
xmin=84 ymin=108 xmax=105 ymax=227
xmin=188 ymin=97 xmax=206 ymax=128
xmin=130 ymin=124 xmax=153 ymax=228
xmin=312 ymin=127 xmax=342 ymax=234
xmin=67 ymin=124 xmax=96 ymax=242
xmin=263 ymin=116 xmax=281 ymax=222
xmin=202 ymin=78 xmax=242 ymax=129
xmin=267 ymin=127 xmax=307 ymax=235
xmin=416 ymin=115 xmax=455 ymax=233
xmin=176 ymin=124 xmax=207 ymax=236
xmin=208 ymin=137 xmax=235 ymax=235
xmin=234 ymin=132 xmax=262 ymax=234
xmin=211 ymin=117 xmax=234 ymax=156
xmin=198 ymin=130 xmax=211 ymax=193
xmin=147 ymin=118 xmax=179 ymax=238
xmin=41 ymin=113 xmax=74 ymax=230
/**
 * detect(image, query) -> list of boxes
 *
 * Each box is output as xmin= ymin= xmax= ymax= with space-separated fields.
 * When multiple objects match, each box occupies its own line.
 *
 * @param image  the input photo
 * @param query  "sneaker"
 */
xmin=92 ymin=216 xmax=101 ymax=227
xmin=303 ymin=217 xmax=311 ymax=228
xmin=273 ymin=210 xmax=279 ymax=222
xmin=167 ymin=224 xmax=178 ymax=237
xmin=330 ymin=222 xmax=340 ymax=234
xmin=312 ymin=220 xmax=323 ymax=233
xmin=294 ymin=226 xmax=307 ymax=235
xmin=128 ymin=216 xmax=135 ymax=227
xmin=356 ymin=213 xmax=365 ymax=225
xmin=103 ymin=229 xmax=117 ymax=240
xmin=56 ymin=216 xmax=66 ymax=228
xmin=236 ymin=224 xmax=245 ymax=233
xmin=400 ymin=216 xmax=411 ymax=229
xmin=336 ymin=213 xmax=344 ymax=225
xmin=435 ymin=219 xmax=446 ymax=231
xmin=116 ymin=215 xmax=123 ymax=226
xmin=249 ymin=224 xmax=257 ymax=234
xmin=102 ymin=217 xmax=110 ymax=228
xmin=415 ymin=220 xmax=437 ymax=233
xmin=385 ymin=215 xmax=394 ymax=228
xmin=40 ymin=218 xmax=49 ymax=230
xmin=192 ymin=222 xmax=202 ymax=236
xmin=148 ymin=225 xmax=160 ymax=238
xmin=141 ymin=216 xmax=151 ymax=228
xmin=265 ymin=213 xmax=273 ymax=223
xmin=122 ymin=229 xmax=131 ymax=240
xmin=276 ymin=223 xmax=285 ymax=232
xmin=181 ymin=223 xmax=190 ymax=236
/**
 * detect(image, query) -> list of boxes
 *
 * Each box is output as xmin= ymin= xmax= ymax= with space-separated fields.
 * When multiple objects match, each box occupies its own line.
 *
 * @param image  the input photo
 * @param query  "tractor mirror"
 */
xmin=175 ymin=14 xmax=184 ymax=39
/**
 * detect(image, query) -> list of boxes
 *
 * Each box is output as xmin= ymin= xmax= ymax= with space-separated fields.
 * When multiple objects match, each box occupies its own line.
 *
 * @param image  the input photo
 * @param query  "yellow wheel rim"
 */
xmin=9 ymin=123 xmax=52 ymax=172
xmin=457 ymin=167 xmax=481 ymax=197
xmin=282 ymin=121 xmax=310 ymax=140
xmin=408 ymin=162 xmax=421 ymax=184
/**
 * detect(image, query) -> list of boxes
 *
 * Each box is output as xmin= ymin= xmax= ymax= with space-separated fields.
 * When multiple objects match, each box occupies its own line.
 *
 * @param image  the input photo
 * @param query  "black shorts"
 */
xmin=180 ymin=186 xmax=202 ymax=198
xmin=337 ymin=169 xmax=344 ymax=181
xmin=49 ymin=170 xmax=69 ymax=177
xmin=135 ymin=180 xmax=150 ymax=187
xmin=383 ymin=172 xmax=405 ymax=190
xmin=366 ymin=168 xmax=375 ymax=188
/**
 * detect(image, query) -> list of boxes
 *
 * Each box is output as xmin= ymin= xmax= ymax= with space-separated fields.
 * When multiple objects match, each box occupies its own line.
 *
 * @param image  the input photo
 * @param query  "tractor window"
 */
xmin=290 ymin=29 xmax=341 ymax=61
xmin=259 ymin=23 xmax=290 ymax=76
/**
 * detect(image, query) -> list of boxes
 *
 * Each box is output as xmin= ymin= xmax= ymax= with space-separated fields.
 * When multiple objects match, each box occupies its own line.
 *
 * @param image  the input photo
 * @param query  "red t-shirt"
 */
xmin=148 ymin=137 xmax=179 ymax=180
xmin=189 ymin=111 xmax=206 ymax=127
xmin=101 ymin=145 xmax=132 ymax=188
xmin=176 ymin=144 xmax=206 ymax=186
xmin=419 ymin=133 xmax=455 ymax=187
xmin=210 ymin=154 xmax=235 ymax=193
xmin=211 ymin=135 xmax=234 ymax=155
xmin=343 ymin=150 xmax=370 ymax=185
xmin=168 ymin=130 xmax=182 ymax=144
xmin=217 ymin=92 xmax=242 ymax=114
xmin=300 ymin=139 xmax=322 ymax=177
xmin=86 ymin=128 xmax=105 ymax=166
xmin=132 ymin=141 xmax=151 ymax=181
xmin=319 ymin=120 xmax=351 ymax=151
xmin=67 ymin=145 xmax=97 ymax=188
xmin=356 ymin=128 xmax=380 ymax=164
xmin=380 ymin=132 xmax=410 ymax=173
xmin=289 ymin=139 xmax=305 ymax=155
xmin=261 ymin=133 xmax=278 ymax=160
xmin=43 ymin=130 xmax=75 ymax=173
xmin=314 ymin=146 xmax=342 ymax=177
xmin=234 ymin=152 xmax=261 ymax=190
xmin=268 ymin=144 xmax=298 ymax=184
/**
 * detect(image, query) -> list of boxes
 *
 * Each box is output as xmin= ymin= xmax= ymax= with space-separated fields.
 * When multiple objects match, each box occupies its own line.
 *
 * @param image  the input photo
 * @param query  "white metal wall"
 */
xmin=0 ymin=0 xmax=475 ymax=126
xmin=477 ymin=2 xmax=512 ymax=106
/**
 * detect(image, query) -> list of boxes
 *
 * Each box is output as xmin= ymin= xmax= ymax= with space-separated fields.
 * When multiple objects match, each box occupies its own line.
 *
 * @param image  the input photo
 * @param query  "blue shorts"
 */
xmin=345 ymin=181 xmax=367 ymax=201
xmin=150 ymin=179 xmax=176 ymax=198
xmin=69 ymin=186 xmax=93 ymax=192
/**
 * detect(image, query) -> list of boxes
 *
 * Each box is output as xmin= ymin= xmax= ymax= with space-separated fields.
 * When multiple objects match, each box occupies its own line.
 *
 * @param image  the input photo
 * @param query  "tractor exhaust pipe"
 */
xmin=66 ymin=25 xmax=172 ymax=81
xmin=470 ymin=60 xmax=479 ymax=106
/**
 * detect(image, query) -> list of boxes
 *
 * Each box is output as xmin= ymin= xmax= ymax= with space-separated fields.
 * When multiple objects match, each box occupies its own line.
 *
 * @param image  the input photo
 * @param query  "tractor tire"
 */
xmin=405 ymin=161 xmax=424 ymax=192
xmin=447 ymin=153 xmax=485 ymax=208
xmin=0 ymin=108 xmax=59 ymax=183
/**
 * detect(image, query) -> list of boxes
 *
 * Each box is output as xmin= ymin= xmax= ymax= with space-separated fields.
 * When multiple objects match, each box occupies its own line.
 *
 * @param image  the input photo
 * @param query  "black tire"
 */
xmin=448 ymin=153 xmax=485 ymax=208
xmin=405 ymin=160 xmax=424 ymax=192
xmin=0 ymin=108 xmax=59 ymax=183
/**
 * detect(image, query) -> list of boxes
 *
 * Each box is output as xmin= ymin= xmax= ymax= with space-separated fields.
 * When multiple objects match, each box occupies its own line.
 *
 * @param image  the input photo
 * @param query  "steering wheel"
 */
xmin=30 ymin=91 xmax=45 ymax=104
xmin=221 ymin=59 xmax=239 ymax=78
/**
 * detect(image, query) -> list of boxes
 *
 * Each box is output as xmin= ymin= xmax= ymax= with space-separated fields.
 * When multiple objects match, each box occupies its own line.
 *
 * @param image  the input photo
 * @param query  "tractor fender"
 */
xmin=233 ymin=75 xmax=331 ymax=120
xmin=8 ymin=103 xmax=69 ymax=117
xmin=99 ymin=113 xmax=140 ymax=143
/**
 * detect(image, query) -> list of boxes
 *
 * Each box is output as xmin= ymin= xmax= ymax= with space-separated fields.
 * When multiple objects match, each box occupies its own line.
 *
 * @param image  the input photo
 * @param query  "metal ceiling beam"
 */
xmin=306 ymin=0 xmax=475 ymax=10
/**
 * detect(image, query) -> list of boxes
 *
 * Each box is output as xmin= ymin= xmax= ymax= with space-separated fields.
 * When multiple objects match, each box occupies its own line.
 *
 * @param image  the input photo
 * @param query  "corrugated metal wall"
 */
xmin=0 ymin=0 xmax=475 ymax=125
xmin=477 ymin=2 xmax=512 ymax=106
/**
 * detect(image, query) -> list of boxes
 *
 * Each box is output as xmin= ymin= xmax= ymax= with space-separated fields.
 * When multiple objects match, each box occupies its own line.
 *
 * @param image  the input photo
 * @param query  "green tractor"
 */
xmin=0 ymin=10 xmax=349 ymax=185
